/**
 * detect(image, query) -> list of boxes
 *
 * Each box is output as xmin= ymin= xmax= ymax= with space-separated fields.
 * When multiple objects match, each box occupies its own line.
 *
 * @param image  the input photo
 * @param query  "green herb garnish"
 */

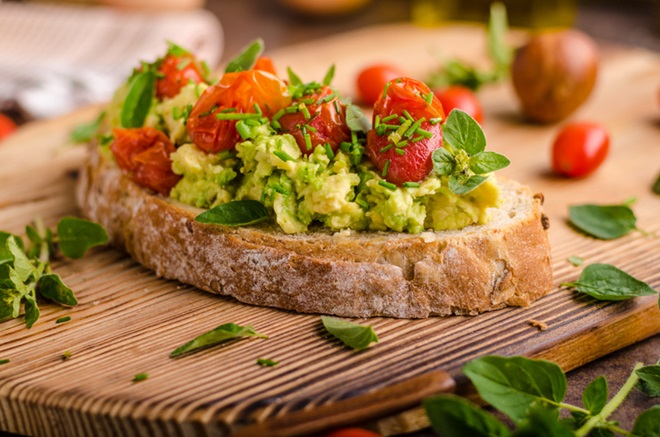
xmin=567 ymin=256 xmax=584 ymax=267
xmin=653 ymin=172 xmax=660 ymax=195
xmin=0 ymin=359 xmax=9 ymax=365
xmin=120 ymin=71 xmax=156 ymax=128
xmin=170 ymin=322 xmax=268 ymax=358
xmin=561 ymin=263 xmax=657 ymax=301
xmin=0 ymin=217 xmax=107 ymax=328
xmin=225 ymin=39 xmax=264 ymax=73
xmin=62 ymin=351 xmax=72 ymax=361
xmin=425 ymin=355 xmax=659 ymax=436
xmin=345 ymin=103 xmax=371 ymax=133
xmin=322 ymin=64 xmax=335 ymax=86
xmin=569 ymin=202 xmax=644 ymax=240
xmin=195 ymin=200 xmax=269 ymax=227
xmin=257 ymin=358 xmax=278 ymax=367
xmin=432 ymin=109 xmax=509 ymax=194
xmin=321 ymin=316 xmax=378 ymax=351
xmin=55 ymin=316 xmax=71 ymax=324
xmin=70 ymin=111 xmax=105 ymax=143
xmin=133 ymin=373 xmax=149 ymax=382
xmin=636 ymin=364 xmax=660 ymax=397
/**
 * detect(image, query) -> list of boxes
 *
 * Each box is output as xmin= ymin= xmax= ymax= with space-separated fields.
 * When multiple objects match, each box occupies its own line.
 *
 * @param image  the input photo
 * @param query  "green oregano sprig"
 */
xmin=0 ymin=217 xmax=108 ymax=328
xmin=424 ymin=355 xmax=660 ymax=437
xmin=432 ymin=109 xmax=509 ymax=194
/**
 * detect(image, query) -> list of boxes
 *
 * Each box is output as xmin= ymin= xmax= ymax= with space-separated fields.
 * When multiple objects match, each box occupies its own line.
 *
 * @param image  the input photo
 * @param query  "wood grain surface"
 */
xmin=1 ymin=24 xmax=659 ymax=437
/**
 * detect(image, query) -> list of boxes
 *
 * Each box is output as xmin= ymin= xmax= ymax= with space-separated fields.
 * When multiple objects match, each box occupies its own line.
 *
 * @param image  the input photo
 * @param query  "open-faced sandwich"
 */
xmin=76 ymin=41 xmax=552 ymax=318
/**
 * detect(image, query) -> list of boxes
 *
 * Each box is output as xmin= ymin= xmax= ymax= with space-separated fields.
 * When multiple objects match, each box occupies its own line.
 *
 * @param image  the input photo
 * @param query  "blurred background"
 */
xmin=0 ymin=0 xmax=659 ymax=136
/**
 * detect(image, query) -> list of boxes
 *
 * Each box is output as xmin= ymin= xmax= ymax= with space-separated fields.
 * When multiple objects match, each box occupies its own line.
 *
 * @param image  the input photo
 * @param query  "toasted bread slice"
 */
xmin=76 ymin=146 xmax=552 ymax=318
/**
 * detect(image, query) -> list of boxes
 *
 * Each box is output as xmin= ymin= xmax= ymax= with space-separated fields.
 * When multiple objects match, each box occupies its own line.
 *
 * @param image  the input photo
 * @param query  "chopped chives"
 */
xmin=376 ymin=124 xmax=387 ymax=136
xmin=380 ymin=143 xmax=394 ymax=153
xmin=0 ymin=359 xmax=9 ymax=365
xmin=395 ymin=148 xmax=406 ymax=155
xmin=381 ymin=81 xmax=391 ymax=99
xmin=395 ymin=140 xmax=409 ymax=148
xmin=215 ymin=112 xmax=261 ymax=121
xmin=403 ymin=182 xmax=420 ymax=188
xmin=416 ymin=128 xmax=433 ymax=138
xmin=217 ymin=150 xmax=236 ymax=160
xmin=403 ymin=109 xmax=414 ymax=121
xmin=273 ymin=108 xmax=286 ymax=120
xmin=301 ymin=98 xmax=316 ymax=105
xmin=404 ymin=117 xmax=425 ymax=138
xmin=244 ymin=118 xmax=262 ymax=127
xmin=385 ymin=124 xmax=400 ymax=131
xmin=324 ymin=143 xmax=335 ymax=160
xmin=356 ymin=198 xmax=369 ymax=209
xmin=172 ymin=106 xmax=181 ymax=119
xmin=351 ymin=131 xmax=358 ymax=144
xmin=56 ymin=316 xmax=71 ymax=324
xmin=304 ymin=133 xmax=313 ymax=151
xmin=381 ymin=159 xmax=391 ymax=177
xmin=285 ymin=106 xmax=299 ymax=114
xmin=424 ymin=92 xmax=433 ymax=104
xmin=253 ymin=103 xmax=262 ymax=115
xmin=429 ymin=117 xmax=442 ymax=125
xmin=340 ymin=142 xmax=351 ymax=152
xmin=305 ymin=125 xmax=317 ymax=133
xmin=411 ymin=135 xmax=425 ymax=142
xmin=236 ymin=121 xmax=251 ymax=139
xmin=374 ymin=115 xmax=381 ymax=128
xmin=381 ymin=114 xmax=398 ymax=123
xmin=257 ymin=358 xmax=278 ymax=367
xmin=378 ymin=180 xmax=397 ymax=191
xmin=321 ymin=93 xmax=336 ymax=103
xmin=176 ymin=58 xmax=191 ymax=71
xmin=198 ymin=104 xmax=218 ymax=118
xmin=220 ymin=107 xmax=237 ymax=113
xmin=395 ymin=120 xmax=412 ymax=137
xmin=133 ymin=373 xmax=148 ymax=382
xmin=273 ymin=150 xmax=296 ymax=162
xmin=270 ymin=119 xmax=281 ymax=130
xmin=301 ymin=105 xmax=311 ymax=119
xmin=333 ymin=99 xmax=341 ymax=113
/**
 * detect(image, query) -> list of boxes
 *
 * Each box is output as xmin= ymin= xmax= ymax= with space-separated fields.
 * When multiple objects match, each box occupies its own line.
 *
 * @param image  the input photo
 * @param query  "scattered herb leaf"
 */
xmin=170 ymin=322 xmax=267 ymax=358
xmin=636 ymin=364 xmax=660 ymax=397
xmin=62 ymin=351 xmax=72 ymax=361
xmin=120 ymin=71 xmax=155 ymax=128
xmin=345 ymin=103 xmax=371 ymax=132
xmin=195 ymin=200 xmax=269 ymax=227
xmin=582 ymin=376 xmax=607 ymax=415
xmin=568 ymin=203 xmax=638 ymax=240
xmin=257 ymin=358 xmax=278 ymax=367
xmin=56 ymin=316 xmax=71 ymax=324
xmin=133 ymin=373 xmax=149 ymax=382
xmin=0 ymin=359 xmax=9 ymax=365
xmin=57 ymin=217 xmax=109 ymax=259
xmin=225 ymin=39 xmax=264 ymax=73
xmin=653 ymin=172 xmax=660 ymax=195
xmin=567 ymin=256 xmax=584 ymax=267
xmin=561 ymin=263 xmax=657 ymax=301
xmin=321 ymin=316 xmax=378 ymax=350
xmin=423 ymin=394 xmax=511 ymax=437
xmin=631 ymin=405 xmax=660 ymax=436
xmin=37 ymin=274 xmax=78 ymax=306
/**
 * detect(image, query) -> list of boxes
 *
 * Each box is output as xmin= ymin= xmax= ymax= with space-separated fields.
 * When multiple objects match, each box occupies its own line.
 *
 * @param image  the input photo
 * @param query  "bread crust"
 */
xmin=76 ymin=146 xmax=552 ymax=318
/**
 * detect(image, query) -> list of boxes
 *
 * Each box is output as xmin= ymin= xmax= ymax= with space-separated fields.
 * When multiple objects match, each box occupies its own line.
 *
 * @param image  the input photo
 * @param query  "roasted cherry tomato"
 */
xmin=356 ymin=64 xmax=404 ymax=106
xmin=551 ymin=121 xmax=609 ymax=178
xmin=433 ymin=86 xmax=483 ymax=123
xmin=155 ymin=53 xmax=206 ymax=100
xmin=366 ymin=77 xmax=445 ymax=185
xmin=253 ymin=56 xmax=278 ymax=76
xmin=278 ymin=85 xmax=351 ymax=154
xmin=110 ymin=127 xmax=181 ymax=195
xmin=0 ymin=113 xmax=17 ymax=141
xmin=186 ymin=70 xmax=291 ymax=153
xmin=324 ymin=428 xmax=383 ymax=437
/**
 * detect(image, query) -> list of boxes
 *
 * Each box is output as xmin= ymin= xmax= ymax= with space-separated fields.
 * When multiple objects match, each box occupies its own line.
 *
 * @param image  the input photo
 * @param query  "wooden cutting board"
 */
xmin=1 ymin=24 xmax=659 ymax=437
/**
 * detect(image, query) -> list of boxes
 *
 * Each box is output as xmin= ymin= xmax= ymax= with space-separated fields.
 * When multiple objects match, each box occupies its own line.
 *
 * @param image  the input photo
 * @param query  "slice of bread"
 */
xmin=76 ymin=145 xmax=552 ymax=318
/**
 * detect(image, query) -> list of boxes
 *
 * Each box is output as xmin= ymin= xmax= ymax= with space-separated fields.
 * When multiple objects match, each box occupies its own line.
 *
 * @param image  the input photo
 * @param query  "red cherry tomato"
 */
xmin=0 ymin=113 xmax=17 ymax=141
xmin=186 ymin=70 xmax=291 ymax=153
xmin=365 ymin=77 xmax=445 ymax=185
xmin=356 ymin=64 xmax=404 ymax=106
xmin=110 ymin=127 xmax=181 ymax=195
xmin=324 ymin=428 xmax=383 ymax=437
xmin=551 ymin=122 xmax=610 ymax=178
xmin=155 ymin=53 xmax=206 ymax=100
xmin=433 ymin=86 xmax=483 ymax=123
xmin=278 ymin=85 xmax=351 ymax=154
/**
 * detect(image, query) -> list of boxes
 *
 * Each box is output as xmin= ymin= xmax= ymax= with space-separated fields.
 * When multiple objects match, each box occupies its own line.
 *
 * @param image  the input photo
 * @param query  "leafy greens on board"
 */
xmin=568 ymin=202 xmax=641 ymax=240
xmin=0 ymin=217 xmax=108 ymax=328
xmin=170 ymin=322 xmax=268 ymax=357
xmin=424 ymin=355 xmax=660 ymax=437
xmin=321 ymin=316 xmax=379 ymax=350
xmin=561 ymin=263 xmax=658 ymax=302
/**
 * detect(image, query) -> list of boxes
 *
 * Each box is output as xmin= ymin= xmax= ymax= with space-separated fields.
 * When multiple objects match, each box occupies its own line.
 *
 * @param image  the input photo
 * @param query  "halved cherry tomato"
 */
xmin=366 ymin=77 xmax=445 ymax=185
xmin=433 ymin=86 xmax=483 ymax=123
xmin=186 ymin=70 xmax=291 ymax=153
xmin=253 ymin=56 xmax=278 ymax=76
xmin=278 ymin=85 xmax=351 ymax=155
xmin=551 ymin=122 xmax=609 ymax=178
xmin=356 ymin=64 xmax=404 ymax=106
xmin=155 ymin=53 xmax=206 ymax=100
xmin=0 ymin=113 xmax=17 ymax=141
xmin=110 ymin=127 xmax=181 ymax=195
xmin=324 ymin=428 xmax=383 ymax=437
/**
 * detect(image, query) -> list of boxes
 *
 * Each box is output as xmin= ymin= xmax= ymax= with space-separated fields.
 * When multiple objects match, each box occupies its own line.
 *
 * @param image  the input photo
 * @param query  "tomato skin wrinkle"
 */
xmin=356 ymin=64 xmax=403 ymax=106
xmin=186 ymin=70 xmax=291 ymax=153
xmin=110 ymin=127 xmax=181 ymax=195
xmin=365 ymin=77 xmax=445 ymax=185
xmin=433 ymin=86 xmax=484 ymax=123
xmin=156 ymin=54 xmax=205 ymax=100
xmin=279 ymin=85 xmax=351 ymax=154
xmin=551 ymin=122 xmax=609 ymax=178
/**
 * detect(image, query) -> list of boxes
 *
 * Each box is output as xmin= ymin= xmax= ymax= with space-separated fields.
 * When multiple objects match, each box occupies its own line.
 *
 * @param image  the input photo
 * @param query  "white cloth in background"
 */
xmin=0 ymin=2 xmax=223 ymax=118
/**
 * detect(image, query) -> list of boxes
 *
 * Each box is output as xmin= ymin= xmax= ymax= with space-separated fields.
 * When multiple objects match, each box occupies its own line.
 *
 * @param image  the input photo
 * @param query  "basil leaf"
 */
xmin=463 ymin=355 xmax=566 ymax=423
xmin=567 ymin=256 xmax=584 ymax=267
xmin=449 ymin=174 xmax=488 ymax=195
xmin=321 ymin=316 xmax=378 ymax=350
xmin=582 ymin=376 xmax=608 ymax=414
xmin=568 ymin=204 xmax=637 ymax=240
xmin=345 ymin=103 xmax=371 ymax=132
xmin=470 ymin=151 xmax=510 ymax=174
xmin=511 ymin=403 xmax=574 ymax=437
xmin=286 ymin=67 xmax=303 ymax=87
xmin=0 ymin=288 xmax=22 ymax=320
xmin=225 ymin=39 xmax=264 ymax=73
xmin=57 ymin=217 xmax=109 ymax=259
xmin=195 ymin=200 xmax=269 ymax=226
xmin=653 ymin=172 xmax=660 ymax=195
xmin=257 ymin=358 xmax=278 ymax=367
xmin=37 ymin=274 xmax=78 ymax=307
xmin=423 ymin=394 xmax=511 ymax=437
xmin=170 ymin=322 xmax=267 ymax=357
xmin=636 ymin=365 xmax=660 ymax=397
xmin=442 ymin=109 xmax=486 ymax=155
xmin=322 ymin=64 xmax=335 ymax=86
xmin=7 ymin=236 xmax=36 ymax=282
xmin=24 ymin=293 xmax=40 ymax=329
xmin=120 ymin=71 xmax=155 ymax=128
xmin=561 ymin=263 xmax=657 ymax=301
xmin=632 ymin=405 xmax=660 ymax=437
xmin=0 ymin=232 xmax=24 ymax=265
xmin=432 ymin=147 xmax=456 ymax=176
xmin=70 ymin=111 xmax=104 ymax=143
